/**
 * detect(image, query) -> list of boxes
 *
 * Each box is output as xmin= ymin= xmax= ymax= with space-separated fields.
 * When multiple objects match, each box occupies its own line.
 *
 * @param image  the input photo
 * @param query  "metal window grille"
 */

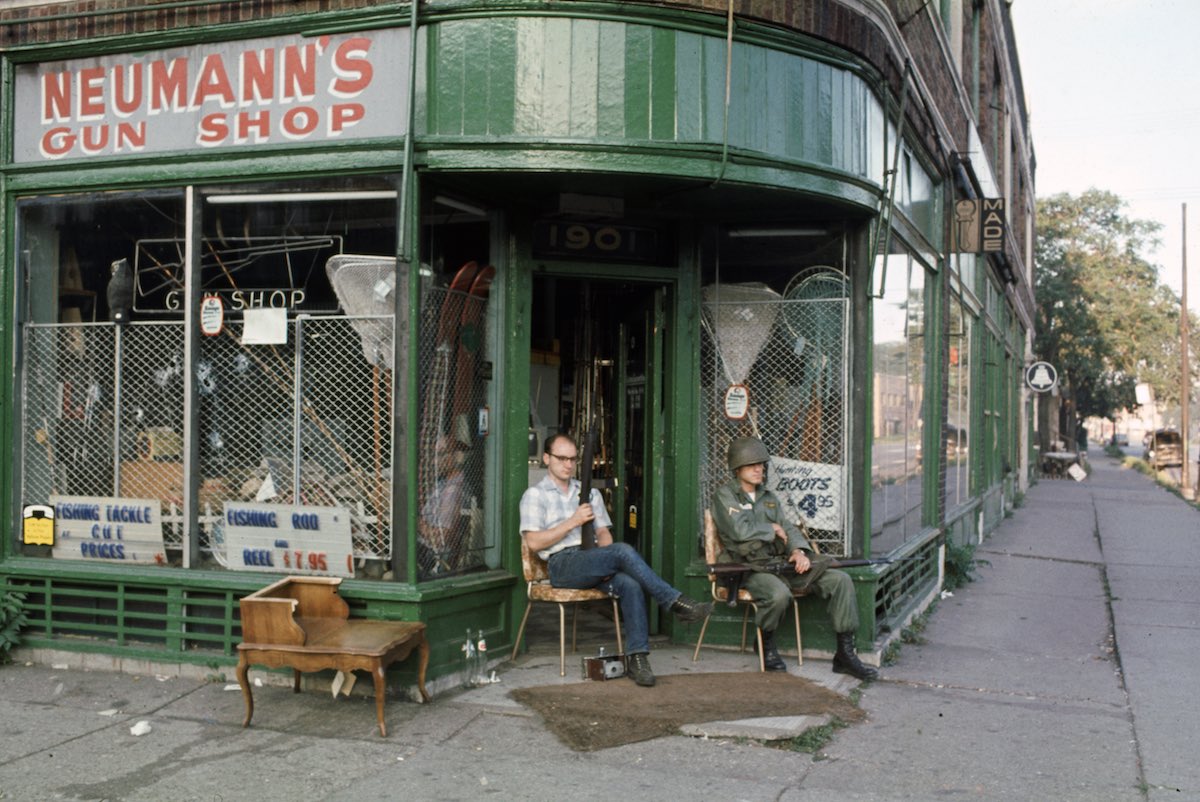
xmin=414 ymin=284 xmax=492 ymax=579
xmin=21 ymin=315 xmax=399 ymax=570
xmin=700 ymin=291 xmax=851 ymax=556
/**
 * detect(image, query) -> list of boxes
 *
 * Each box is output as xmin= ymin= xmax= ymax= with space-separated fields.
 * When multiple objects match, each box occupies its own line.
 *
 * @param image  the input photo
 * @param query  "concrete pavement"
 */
xmin=1 ymin=454 xmax=1197 ymax=801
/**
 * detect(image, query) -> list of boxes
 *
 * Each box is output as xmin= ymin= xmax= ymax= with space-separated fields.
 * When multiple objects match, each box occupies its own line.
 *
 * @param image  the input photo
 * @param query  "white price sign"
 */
xmin=224 ymin=502 xmax=354 ymax=577
xmin=200 ymin=294 xmax=224 ymax=336
xmin=50 ymin=495 xmax=166 ymax=564
xmin=723 ymin=384 xmax=750 ymax=420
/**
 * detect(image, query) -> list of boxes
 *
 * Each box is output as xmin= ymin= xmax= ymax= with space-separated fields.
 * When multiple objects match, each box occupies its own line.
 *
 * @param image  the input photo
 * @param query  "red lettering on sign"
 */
xmin=331 ymin=37 xmax=373 ymax=96
xmin=150 ymin=57 xmax=189 ymax=112
xmin=80 ymin=124 xmax=109 ymax=154
xmin=236 ymin=110 xmax=271 ymax=143
xmin=41 ymin=126 xmax=74 ymax=157
xmin=282 ymin=106 xmax=318 ymax=138
xmin=25 ymin=31 xmax=389 ymax=160
xmin=114 ymin=63 xmax=144 ymax=116
xmin=192 ymin=53 xmax=236 ymax=107
xmin=117 ymin=121 xmax=146 ymax=151
xmin=329 ymin=103 xmax=364 ymax=134
xmin=281 ymin=44 xmax=317 ymax=101
xmin=240 ymin=48 xmax=275 ymax=104
xmin=198 ymin=112 xmax=228 ymax=145
xmin=42 ymin=72 xmax=70 ymax=122
xmin=78 ymin=67 xmax=106 ymax=118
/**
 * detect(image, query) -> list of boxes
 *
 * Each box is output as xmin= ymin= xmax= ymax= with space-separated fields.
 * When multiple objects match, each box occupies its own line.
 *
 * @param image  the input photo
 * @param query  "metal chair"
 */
xmin=511 ymin=538 xmax=623 ymax=676
xmin=692 ymin=509 xmax=805 ymax=671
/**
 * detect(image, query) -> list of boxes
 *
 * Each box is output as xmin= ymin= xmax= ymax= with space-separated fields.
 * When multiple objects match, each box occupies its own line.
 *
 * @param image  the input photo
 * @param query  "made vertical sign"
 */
xmin=954 ymin=198 xmax=1007 ymax=253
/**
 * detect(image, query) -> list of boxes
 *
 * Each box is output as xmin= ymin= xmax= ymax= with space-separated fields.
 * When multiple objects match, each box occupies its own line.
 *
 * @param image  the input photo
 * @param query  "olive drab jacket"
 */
xmin=710 ymin=480 xmax=813 ymax=564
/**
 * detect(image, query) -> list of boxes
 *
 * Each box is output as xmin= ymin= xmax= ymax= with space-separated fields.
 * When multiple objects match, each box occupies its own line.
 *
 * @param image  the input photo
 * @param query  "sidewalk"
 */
xmin=1 ymin=455 xmax=1196 ymax=801
xmin=792 ymin=455 xmax=1200 ymax=801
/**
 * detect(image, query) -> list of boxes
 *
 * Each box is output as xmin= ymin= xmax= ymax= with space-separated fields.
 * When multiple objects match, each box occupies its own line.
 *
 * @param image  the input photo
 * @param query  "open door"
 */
xmin=527 ymin=276 xmax=670 ymax=571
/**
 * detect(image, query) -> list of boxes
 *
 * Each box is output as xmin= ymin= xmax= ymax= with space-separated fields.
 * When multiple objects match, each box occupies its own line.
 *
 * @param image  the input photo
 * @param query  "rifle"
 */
xmin=709 ymin=557 xmax=920 ymax=606
xmin=578 ymin=420 xmax=598 ymax=550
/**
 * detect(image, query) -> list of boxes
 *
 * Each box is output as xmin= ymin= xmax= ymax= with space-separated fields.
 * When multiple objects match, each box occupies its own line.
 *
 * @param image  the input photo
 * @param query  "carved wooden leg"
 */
xmin=372 ymin=662 xmax=388 ymax=737
xmin=292 ymin=669 xmax=302 ymax=693
xmin=416 ymin=634 xmax=431 ymax=702
xmin=236 ymin=654 xmax=254 ymax=728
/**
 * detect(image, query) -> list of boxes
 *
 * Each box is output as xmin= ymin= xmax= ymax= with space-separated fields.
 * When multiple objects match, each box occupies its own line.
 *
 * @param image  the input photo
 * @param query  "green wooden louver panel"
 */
xmin=424 ymin=16 xmax=885 ymax=184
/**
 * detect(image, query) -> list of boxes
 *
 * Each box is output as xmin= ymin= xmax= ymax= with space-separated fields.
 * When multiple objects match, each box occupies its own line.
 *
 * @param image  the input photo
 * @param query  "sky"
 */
xmin=1010 ymin=0 xmax=1200 ymax=305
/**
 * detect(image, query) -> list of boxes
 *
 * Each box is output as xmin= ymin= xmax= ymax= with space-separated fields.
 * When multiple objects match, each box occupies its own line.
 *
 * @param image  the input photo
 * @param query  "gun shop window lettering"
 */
xmin=12 ymin=178 xmax=426 ymax=581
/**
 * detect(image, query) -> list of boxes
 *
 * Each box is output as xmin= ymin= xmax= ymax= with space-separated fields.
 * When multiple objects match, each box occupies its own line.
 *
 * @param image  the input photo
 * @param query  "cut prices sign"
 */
xmin=13 ymin=27 xmax=410 ymax=162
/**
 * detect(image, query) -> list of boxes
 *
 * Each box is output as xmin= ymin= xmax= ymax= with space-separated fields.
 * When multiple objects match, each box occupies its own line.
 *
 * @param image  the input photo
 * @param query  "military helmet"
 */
xmin=727 ymin=436 xmax=770 ymax=472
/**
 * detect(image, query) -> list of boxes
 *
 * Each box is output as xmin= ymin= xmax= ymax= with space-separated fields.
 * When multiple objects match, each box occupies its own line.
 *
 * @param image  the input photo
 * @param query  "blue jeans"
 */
xmin=547 ymin=543 xmax=682 ymax=655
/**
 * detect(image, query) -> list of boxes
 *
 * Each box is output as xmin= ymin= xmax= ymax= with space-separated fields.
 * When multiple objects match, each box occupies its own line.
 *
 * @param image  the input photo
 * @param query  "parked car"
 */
xmin=1142 ymin=429 xmax=1183 ymax=469
xmin=1110 ymin=433 xmax=1129 ymax=447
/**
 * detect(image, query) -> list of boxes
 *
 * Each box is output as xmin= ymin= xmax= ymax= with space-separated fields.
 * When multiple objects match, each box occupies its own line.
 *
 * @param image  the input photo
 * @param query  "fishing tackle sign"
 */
xmin=50 ymin=495 xmax=166 ymax=565
xmin=12 ymin=27 xmax=410 ymax=162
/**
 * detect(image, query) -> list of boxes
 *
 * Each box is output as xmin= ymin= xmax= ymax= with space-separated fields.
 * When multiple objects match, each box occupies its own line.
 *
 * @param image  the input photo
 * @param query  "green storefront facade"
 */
xmin=0 ymin=0 xmax=1033 ymax=693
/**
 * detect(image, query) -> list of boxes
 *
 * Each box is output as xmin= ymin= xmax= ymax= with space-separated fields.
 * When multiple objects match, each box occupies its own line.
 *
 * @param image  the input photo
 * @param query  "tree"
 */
xmin=1035 ymin=189 xmax=1191 ymax=428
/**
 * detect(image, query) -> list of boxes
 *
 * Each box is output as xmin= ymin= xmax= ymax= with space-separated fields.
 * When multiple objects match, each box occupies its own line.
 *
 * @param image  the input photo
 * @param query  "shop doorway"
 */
xmin=527 ymin=275 xmax=669 ymax=562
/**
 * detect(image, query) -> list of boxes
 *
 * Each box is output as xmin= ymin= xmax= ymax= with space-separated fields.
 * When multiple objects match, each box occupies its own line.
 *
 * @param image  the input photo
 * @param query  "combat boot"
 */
xmin=832 ymin=632 xmax=878 ymax=681
xmin=626 ymin=652 xmax=656 ymax=687
xmin=669 ymin=594 xmax=713 ymax=623
xmin=760 ymin=630 xmax=787 ymax=672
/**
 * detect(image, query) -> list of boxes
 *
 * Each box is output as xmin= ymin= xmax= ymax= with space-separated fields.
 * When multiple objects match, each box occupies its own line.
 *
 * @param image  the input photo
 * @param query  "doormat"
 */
xmin=509 ymin=671 xmax=864 ymax=752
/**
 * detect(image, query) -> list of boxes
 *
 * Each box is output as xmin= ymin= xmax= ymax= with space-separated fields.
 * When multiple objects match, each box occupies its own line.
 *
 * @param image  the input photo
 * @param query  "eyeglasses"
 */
xmin=549 ymin=454 xmax=579 ymax=463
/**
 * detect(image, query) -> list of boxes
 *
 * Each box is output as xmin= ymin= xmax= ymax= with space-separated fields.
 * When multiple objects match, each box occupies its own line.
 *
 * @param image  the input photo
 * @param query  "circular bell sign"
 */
xmin=1025 ymin=361 xmax=1058 ymax=393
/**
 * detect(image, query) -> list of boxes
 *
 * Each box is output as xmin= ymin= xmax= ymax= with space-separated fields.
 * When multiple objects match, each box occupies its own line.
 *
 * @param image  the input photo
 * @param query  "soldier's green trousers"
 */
xmin=743 ymin=566 xmax=859 ymax=635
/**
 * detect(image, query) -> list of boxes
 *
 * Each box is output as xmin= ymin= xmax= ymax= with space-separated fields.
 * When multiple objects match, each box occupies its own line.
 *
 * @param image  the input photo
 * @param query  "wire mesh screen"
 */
xmin=194 ymin=316 xmax=395 ymax=567
xmin=116 ymin=323 xmax=186 ymax=548
xmin=700 ymin=286 xmax=851 ymax=557
xmin=21 ymin=316 xmax=397 ymax=570
xmin=297 ymin=316 xmax=394 ymax=562
xmin=23 ymin=324 xmax=119 ymax=503
xmin=415 ymin=280 xmax=492 ymax=579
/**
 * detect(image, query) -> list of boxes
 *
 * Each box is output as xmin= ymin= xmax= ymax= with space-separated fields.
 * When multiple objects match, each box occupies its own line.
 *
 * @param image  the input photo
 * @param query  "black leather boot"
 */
xmin=669 ymin=594 xmax=713 ymax=623
xmin=760 ymin=630 xmax=787 ymax=672
xmin=832 ymin=632 xmax=878 ymax=681
xmin=626 ymin=652 xmax=656 ymax=687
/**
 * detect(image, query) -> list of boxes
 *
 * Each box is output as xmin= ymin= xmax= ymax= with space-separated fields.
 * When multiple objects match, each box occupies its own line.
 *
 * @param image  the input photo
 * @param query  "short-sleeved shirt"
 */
xmin=519 ymin=474 xmax=613 ymax=560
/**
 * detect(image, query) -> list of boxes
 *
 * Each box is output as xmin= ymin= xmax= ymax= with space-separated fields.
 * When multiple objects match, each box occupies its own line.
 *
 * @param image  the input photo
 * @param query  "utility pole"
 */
xmin=1183 ymin=203 xmax=1192 ymax=500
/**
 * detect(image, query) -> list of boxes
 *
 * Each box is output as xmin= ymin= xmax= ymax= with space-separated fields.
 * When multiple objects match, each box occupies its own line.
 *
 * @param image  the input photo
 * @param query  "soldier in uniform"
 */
xmin=710 ymin=436 xmax=877 ymax=680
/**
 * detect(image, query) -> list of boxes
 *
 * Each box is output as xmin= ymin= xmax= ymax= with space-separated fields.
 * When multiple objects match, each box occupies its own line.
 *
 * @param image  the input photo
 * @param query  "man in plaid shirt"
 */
xmin=520 ymin=433 xmax=712 ymax=687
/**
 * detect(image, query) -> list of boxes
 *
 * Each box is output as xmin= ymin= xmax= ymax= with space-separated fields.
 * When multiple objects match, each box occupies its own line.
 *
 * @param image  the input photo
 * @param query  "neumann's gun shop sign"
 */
xmin=12 ymin=27 xmax=410 ymax=162
xmin=765 ymin=456 xmax=844 ymax=532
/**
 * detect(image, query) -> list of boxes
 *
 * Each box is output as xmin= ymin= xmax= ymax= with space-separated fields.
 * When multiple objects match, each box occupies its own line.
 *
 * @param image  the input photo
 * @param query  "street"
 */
xmin=2 ymin=454 xmax=1197 ymax=800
